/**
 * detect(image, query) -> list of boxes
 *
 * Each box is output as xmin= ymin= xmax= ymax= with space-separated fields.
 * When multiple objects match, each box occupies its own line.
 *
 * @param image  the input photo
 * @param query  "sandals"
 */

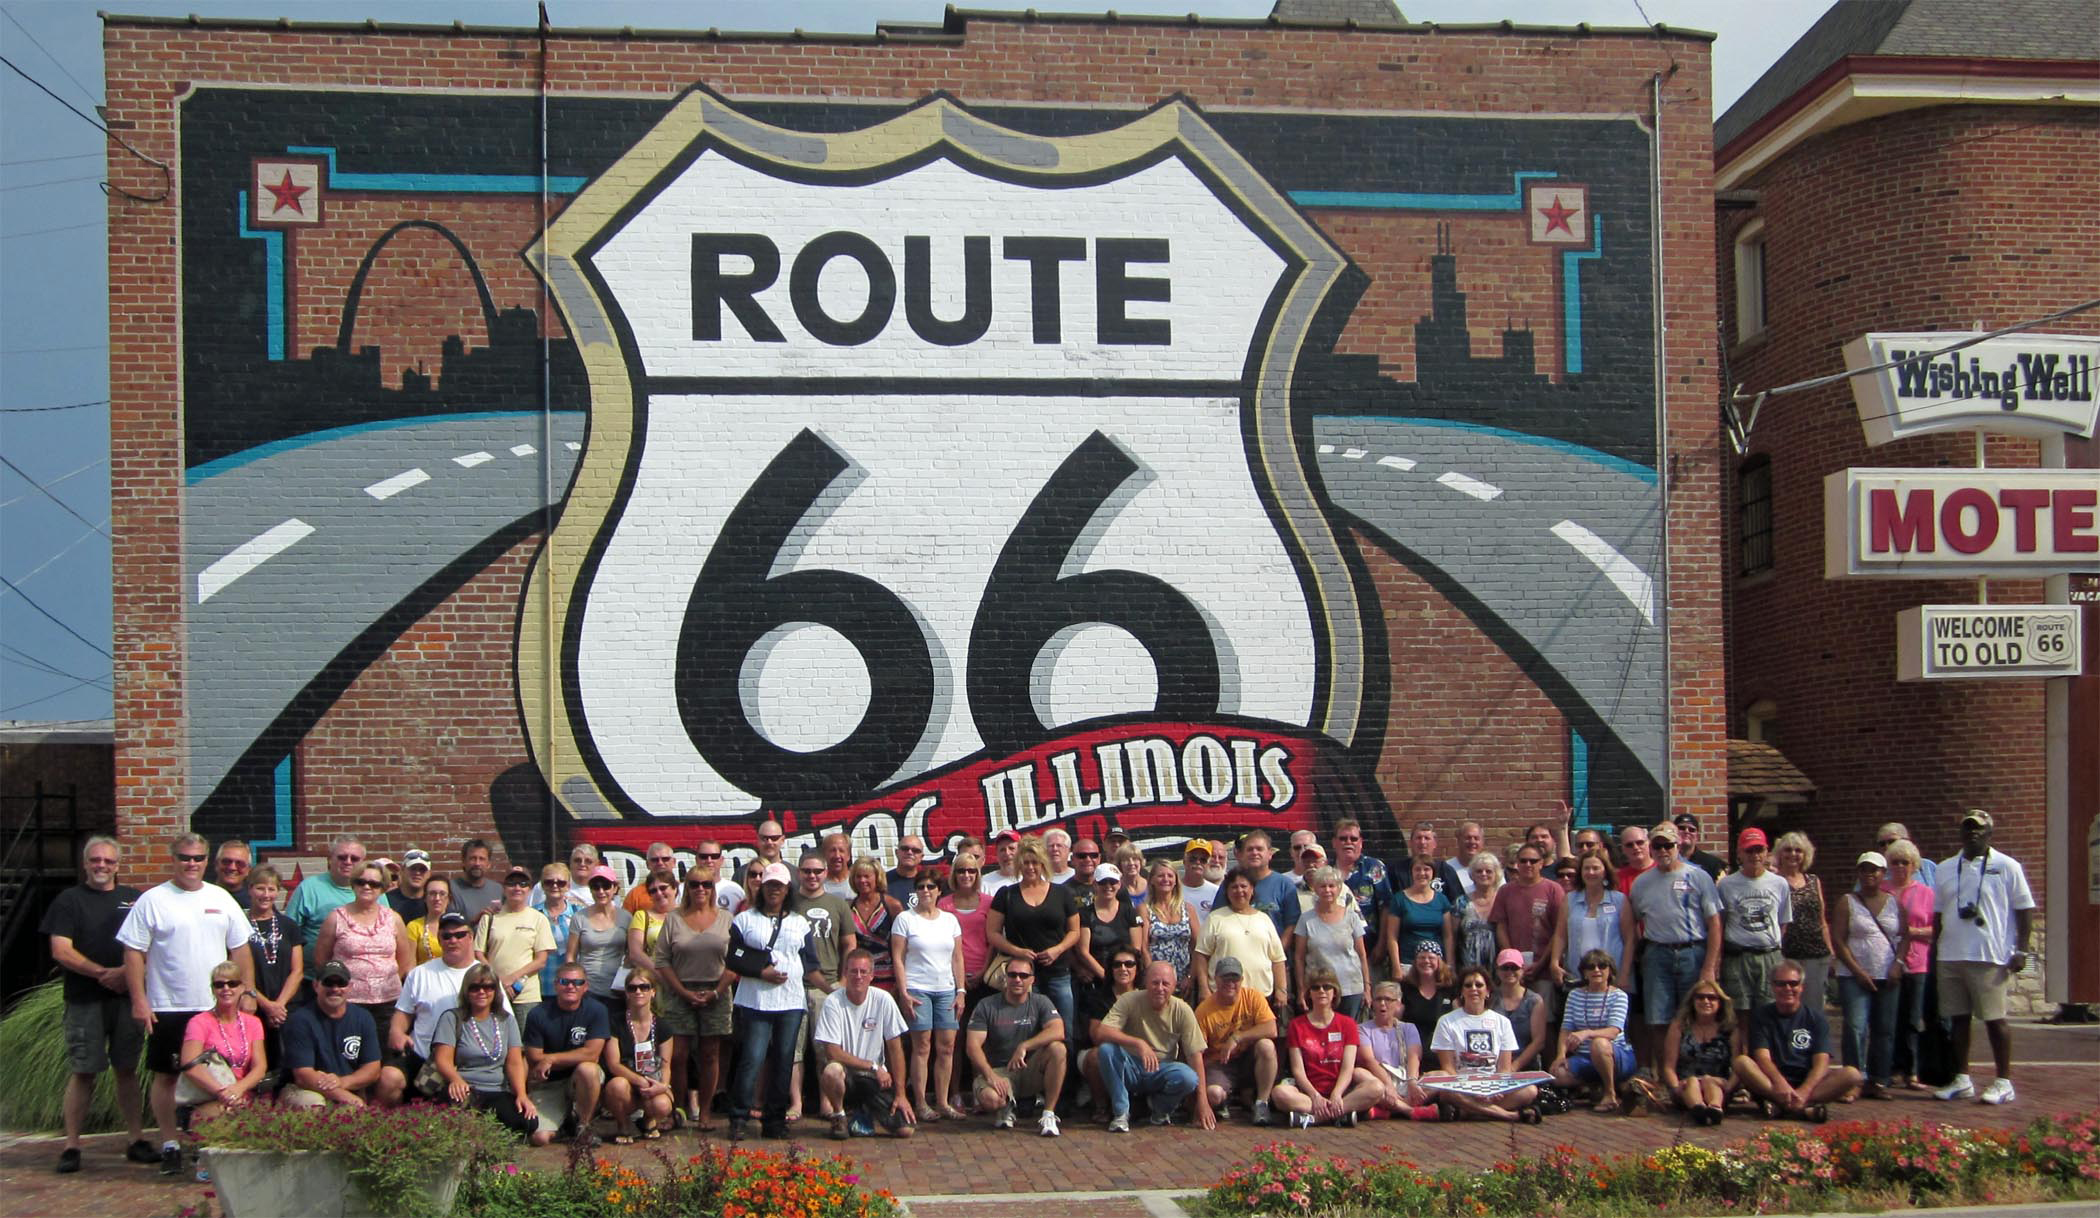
xmin=638 ymin=1117 xmax=662 ymax=1141
xmin=611 ymin=1133 xmax=636 ymax=1145
xmin=1519 ymin=1103 xmax=1543 ymax=1125
xmin=940 ymin=1104 xmax=969 ymax=1122
xmin=1805 ymin=1103 xmax=1829 ymax=1124
xmin=1436 ymin=1100 xmax=1460 ymax=1123
xmin=1593 ymin=1096 xmax=1620 ymax=1114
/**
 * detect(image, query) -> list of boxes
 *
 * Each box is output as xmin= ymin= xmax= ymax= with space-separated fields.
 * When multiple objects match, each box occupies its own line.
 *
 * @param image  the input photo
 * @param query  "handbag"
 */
xmin=725 ymin=915 xmax=783 ymax=977
xmin=980 ymin=954 xmax=1010 ymax=989
xmin=173 ymin=1048 xmax=238 ymax=1106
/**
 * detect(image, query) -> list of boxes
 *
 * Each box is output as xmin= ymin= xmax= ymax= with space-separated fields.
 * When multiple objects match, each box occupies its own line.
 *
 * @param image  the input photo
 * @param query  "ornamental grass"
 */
xmin=1204 ymin=1111 xmax=2100 ymax=1217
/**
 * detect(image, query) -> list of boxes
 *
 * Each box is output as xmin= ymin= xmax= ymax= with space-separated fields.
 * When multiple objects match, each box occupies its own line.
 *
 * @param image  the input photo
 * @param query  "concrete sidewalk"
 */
xmin=4 ymin=1021 xmax=2092 ymax=1218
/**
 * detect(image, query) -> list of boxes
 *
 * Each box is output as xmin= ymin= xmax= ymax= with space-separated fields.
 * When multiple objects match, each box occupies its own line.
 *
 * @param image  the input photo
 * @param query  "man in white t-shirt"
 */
xmin=116 ymin=832 xmax=253 ymax=1174
xmin=379 ymin=911 xmax=477 ymax=1103
xmin=1181 ymin=840 xmax=1220 ymax=916
xmin=1043 ymin=828 xmax=1075 ymax=887
xmin=813 ymin=949 xmax=916 ymax=1139
xmin=980 ymin=831 xmax=1022 ymax=899
xmin=1930 ymin=809 xmax=2035 ymax=1106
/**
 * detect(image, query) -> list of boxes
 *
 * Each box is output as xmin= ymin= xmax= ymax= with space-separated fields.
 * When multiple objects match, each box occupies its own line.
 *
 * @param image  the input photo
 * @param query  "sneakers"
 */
xmin=125 ymin=1140 xmax=160 ymax=1165
xmin=1338 ymin=1111 xmax=1359 ymax=1129
xmin=1149 ymin=1108 xmax=1174 ymax=1127
xmin=1933 ymin=1074 xmax=1975 ymax=1101
xmin=1252 ymin=1099 xmax=1273 ymax=1127
xmin=158 ymin=1143 xmax=182 ymax=1176
xmin=993 ymin=1101 xmax=1016 ymax=1130
xmin=1107 ymin=1111 xmax=1131 ymax=1133
xmin=1289 ymin=1110 xmax=1313 ymax=1129
xmin=829 ymin=1114 xmax=849 ymax=1141
xmin=1979 ymin=1078 xmax=2016 ymax=1105
xmin=847 ymin=1113 xmax=876 ymax=1137
xmin=55 ymin=1148 xmax=80 ymax=1175
xmin=1038 ymin=1110 xmax=1061 ymax=1137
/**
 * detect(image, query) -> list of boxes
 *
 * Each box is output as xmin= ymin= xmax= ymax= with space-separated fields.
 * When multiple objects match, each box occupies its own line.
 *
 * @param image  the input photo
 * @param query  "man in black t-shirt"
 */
xmin=1734 ymin=960 xmax=1859 ymax=1120
xmin=40 ymin=835 xmax=154 ymax=1173
xmin=524 ymin=963 xmax=610 ymax=1146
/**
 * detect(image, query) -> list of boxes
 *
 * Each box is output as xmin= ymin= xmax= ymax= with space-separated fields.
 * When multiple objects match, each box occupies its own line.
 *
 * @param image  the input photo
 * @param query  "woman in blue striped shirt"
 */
xmin=1550 ymin=948 xmax=1633 ymax=1112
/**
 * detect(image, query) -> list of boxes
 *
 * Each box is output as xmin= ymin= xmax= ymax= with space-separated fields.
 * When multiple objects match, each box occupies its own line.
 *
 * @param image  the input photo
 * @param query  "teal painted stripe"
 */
xmin=1570 ymin=729 xmax=1591 ymax=826
xmin=234 ymin=190 xmax=286 ymax=361
xmin=185 ymin=409 xmax=581 ymax=484
xmin=253 ymin=754 xmax=294 ymax=850
xmin=1331 ymin=415 xmax=1656 ymax=484
xmin=288 ymin=146 xmax=585 ymax=194
xmin=1560 ymin=214 xmax=1605 ymax=374
xmin=1288 ymin=170 xmax=1557 ymax=212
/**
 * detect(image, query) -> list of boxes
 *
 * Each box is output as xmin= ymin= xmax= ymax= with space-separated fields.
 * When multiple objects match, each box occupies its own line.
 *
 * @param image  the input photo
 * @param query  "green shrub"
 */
xmin=0 ymin=980 xmax=144 ymax=1132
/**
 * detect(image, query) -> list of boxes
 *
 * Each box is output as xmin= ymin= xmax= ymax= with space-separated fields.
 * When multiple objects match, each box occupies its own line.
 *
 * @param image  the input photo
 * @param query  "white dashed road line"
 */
xmin=198 ymin=518 xmax=314 ymax=603
xmin=1436 ymin=470 xmax=1503 ymax=501
xmin=454 ymin=451 xmax=494 ymax=468
xmin=510 ymin=443 xmax=537 ymax=457
xmin=1551 ymin=519 xmax=1655 ymax=624
xmin=364 ymin=468 xmax=430 ymax=500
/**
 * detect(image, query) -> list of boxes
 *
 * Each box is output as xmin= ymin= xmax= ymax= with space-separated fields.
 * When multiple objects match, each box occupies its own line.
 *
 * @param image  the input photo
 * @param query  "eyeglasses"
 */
xmin=555 ymin=978 xmax=588 ymax=988
xmin=318 ymin=978 xmax=351 ymax=989
xmin=1694 ymin=993 xmax=1721 ymax=1001
xmin=1742 ymin=846 xmax=1767 ymax=854
xmin=798 ymin=869 xmax=826 ymax=878
xmin=695 ymin=851 xmax=722 ymax=860
xmin=334 ymin=853 xmax=365 ymax=862
xmin=1308 ymin=983 xmax=1337 ymax=992
xmin=219 ymin=859 xmax=250 ymax=869
xmin=465 ymin=983 xmax=497 ymax=993
xmin=175 ymin=852 xmax=207 ymax=863
xmin=1073 ymin=852 xmax=1100 ymax=860
xmin=590 ymin=881 xmax=616 ymax=890
xmin=353 ymin=878 xmax=383 ymax=888
xmin=1771 ymin=980 xmax=1802 ymax=988
xmin=1498 ymin=963 xmax=1522 ymax=971
xmin=543 ymin=879 xmax=569 ymax=888
xmin=211 ymin=979 xmax=244 ymax=990
xmin=916 ymin=883 xmax=941 ymax=892
xmin=1111 ymin=959 xmax=1140 ymax=969
xmin=759 ymin=833 xmax=784 ymax=842
xmin=649 ymin=885 xmax=674 ymax=894
xmin=504 ymin=878 xmax=532 ymax=887
xmin=951 ymin=867 xmax=979 ymax=876
xmin=1335 ymin=834 xmax=1361 ymax=842
xmin=1096 ymin=877 xmax=1120 ymax=885
xmin=1583 ymin=962 xmax=1610 ymax=971
xmin=1006 ymin=971 xmax=1034 ymax=981
xmin=898 ymin=845 xmax=923 ymax=854
xmin=628 ymin=983 xmax=654 ymax=992
xmin=441 ymin=930 xmax=472 ymax=941
xmin=1653 ymin=840 xmax=1677 ymax=850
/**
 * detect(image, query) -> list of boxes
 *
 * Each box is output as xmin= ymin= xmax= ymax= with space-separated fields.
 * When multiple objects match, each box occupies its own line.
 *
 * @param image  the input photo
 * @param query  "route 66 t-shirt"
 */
xmin=1430 ymin=1008 xmax=1517 ymax=1074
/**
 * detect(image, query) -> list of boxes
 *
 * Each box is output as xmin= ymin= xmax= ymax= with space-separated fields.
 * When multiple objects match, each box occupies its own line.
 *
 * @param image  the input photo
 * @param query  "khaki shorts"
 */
xmin=987 ymin=1053 xmax=1052 ymax=1099
xmin=1937 ymin=960 xmax=2011 ymax=1022
xmin=63 ymin=995 xmax=143 ymax=1076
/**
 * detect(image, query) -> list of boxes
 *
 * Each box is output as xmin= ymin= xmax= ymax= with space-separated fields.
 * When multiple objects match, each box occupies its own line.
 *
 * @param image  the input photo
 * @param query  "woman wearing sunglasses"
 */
xmin=567 ymin=865 xmax=633 ymax=1005
xmin=1428 ymin=965 xmax=1540 ymax=1123
xmin=652 ymin=867 xmax=732 ymax=1129
xmin=1268 ymin=965 xmax=1383 ymax=1128
xmin=1550 ymin=949 xmax=1635 ymax=1113
xmin=313 ymin=862 xmax=413 ymax=1032
xmin=892 ymin=873 xmax=968 ymax=1121
xmin=431 ymin=962 xmax=539 ymax=1136
xmin=1659 ymin=979 xmax=1740 ymax=1126
xmin=626 ymin=869 xmax=679 ymax=970
xmin=176 ymin=961 xmax=269 ymax=1126
xmin=602 ymin=965 xmax=675 ymax=1142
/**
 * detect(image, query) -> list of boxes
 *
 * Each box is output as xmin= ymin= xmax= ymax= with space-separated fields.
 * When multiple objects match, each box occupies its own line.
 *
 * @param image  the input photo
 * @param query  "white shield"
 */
xmin=523 ymin=93 xmax=1362 ymax=820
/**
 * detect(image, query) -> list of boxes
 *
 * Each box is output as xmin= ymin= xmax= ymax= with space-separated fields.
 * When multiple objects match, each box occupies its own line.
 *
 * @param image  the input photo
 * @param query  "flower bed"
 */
xmin=462 ymin=1144 xmax=903 ymax=1218
xmin=1205 ymin=1111 xmax=2100 ymax=1217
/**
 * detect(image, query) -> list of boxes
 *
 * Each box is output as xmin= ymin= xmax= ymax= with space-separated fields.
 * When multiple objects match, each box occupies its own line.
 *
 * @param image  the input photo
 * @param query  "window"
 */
xmin=1744 ymin=699 xmax=1778 ymax=745
xmin=1738 ymin=455 xmax=1773 ymax=576
xmin=1733 ymin=218 xmax=1766 ymax=343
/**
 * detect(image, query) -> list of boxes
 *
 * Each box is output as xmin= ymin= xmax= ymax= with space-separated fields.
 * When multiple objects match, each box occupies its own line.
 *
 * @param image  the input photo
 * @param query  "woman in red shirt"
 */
xmin=1266 ymin=965 xmax=1383 ymax=1128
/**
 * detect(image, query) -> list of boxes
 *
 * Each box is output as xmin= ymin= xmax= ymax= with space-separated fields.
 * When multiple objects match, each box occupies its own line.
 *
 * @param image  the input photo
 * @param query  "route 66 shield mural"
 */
xmin=518 ymin=92 xmax=1375 ymax=846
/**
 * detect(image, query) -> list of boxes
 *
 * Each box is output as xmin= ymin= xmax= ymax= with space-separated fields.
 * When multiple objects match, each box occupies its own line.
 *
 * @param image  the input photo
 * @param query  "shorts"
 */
xmin=660 ymin=987 xmax=733 ymax=1039
xmin=1937 ymin=960 xmax=2011 ymax=1022
xmin=1565 ymin=1040 xmax=1637 ymax=1083
xmin=1203 ymin=1052 xmax=1260 ymax=1094
xmin=385 ymin=1047 xmax=443 ymax=1099
xmin=146 ymin=1008 xmax=204 ymax=1074
xmin=987 ymin=1052 xmax=1054 ymax=1099
xmin=528 ymin=1075 xmax=586 ymax=1135
xmin=1641 ymin=943 xmax=1704 ymax=1026
xmin=63 ymin=995 xmax=144 ymax=1075
xmin=906 ymin=988 xmax=959 ymax=1033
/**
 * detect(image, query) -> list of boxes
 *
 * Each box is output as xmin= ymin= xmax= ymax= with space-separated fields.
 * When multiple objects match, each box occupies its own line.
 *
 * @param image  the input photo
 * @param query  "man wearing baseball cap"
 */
xmin=280 ymin=960 xmax=384 ymax=1108
xmin=1181 ymin=841 xmax=1220 ymax=917
xmin=1674 ymin=813 xmax=1726 ymax=881
xmin=1716 ymin=828 xmax=1791 ymax=1014
xmin=1930 ymin=809 xmax=2034 ymax=1105
xmin=385 ymin=849 xmax=433 ymax=922
xmin=1628 ymin=820 xmax=1722 ymax=1034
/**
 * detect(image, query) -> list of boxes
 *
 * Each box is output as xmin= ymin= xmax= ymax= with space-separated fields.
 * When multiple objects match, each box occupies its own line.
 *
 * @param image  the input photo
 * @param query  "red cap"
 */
xmin=1737 ymin=827 xmax=1768 ymax=850
xmin=992 ymin=830 xmax=1021 ymax=845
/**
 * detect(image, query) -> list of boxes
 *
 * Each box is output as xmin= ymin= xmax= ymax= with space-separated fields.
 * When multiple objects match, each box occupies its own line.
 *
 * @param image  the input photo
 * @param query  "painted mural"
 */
xmin=180 ymin=87 xmax=1664 ymax=869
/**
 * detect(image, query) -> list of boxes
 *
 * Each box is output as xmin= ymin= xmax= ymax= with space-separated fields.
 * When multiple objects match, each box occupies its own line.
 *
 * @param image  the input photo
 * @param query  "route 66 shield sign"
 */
xmin=520 ymin=90 xmax=1369 ymax=827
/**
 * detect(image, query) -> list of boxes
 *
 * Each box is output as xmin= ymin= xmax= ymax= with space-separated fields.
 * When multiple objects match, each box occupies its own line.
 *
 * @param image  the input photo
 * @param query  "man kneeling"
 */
xmin=1093 ymin=961 xmax=1216 ymax=1132
xmin=1734 ymin=960 xmax=1859 ymax=1122
xmin=814 ymin=949 xmax=916 ymax=1140
xmin=964 ymin=955 xmax=1067 ymax=1136
xmin=281 ymin=961 xmax=384 ymax=1107
xmin=523 ymin=963 xmax=609 ymax=1146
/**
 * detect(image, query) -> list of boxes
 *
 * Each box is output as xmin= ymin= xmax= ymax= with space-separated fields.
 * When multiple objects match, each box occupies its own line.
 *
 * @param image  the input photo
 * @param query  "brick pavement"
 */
xmin=5 ymin=1023 xmax=2092 ymax=1218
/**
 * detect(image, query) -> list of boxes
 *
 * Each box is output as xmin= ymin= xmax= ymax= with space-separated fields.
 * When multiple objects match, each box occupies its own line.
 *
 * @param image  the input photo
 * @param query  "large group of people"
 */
xmin=39 ymin=806 xmax=2036 ymax=1178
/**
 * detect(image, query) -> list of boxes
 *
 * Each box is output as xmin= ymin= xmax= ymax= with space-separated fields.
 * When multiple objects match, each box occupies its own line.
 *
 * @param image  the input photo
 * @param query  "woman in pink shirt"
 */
xmin=315 ymin=862 xmax=413 ymax=1031
xmin=1882 ymin=839 xmax=1937 ymax=1091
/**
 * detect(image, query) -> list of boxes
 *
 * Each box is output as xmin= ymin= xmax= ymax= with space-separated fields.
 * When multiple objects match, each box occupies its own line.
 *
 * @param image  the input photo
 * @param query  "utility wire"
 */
xmin=0 ymin=220 xmax=99 ymax=240
xmin=0 ymin=52 xmax=168 ymax=201
xmin=0 ymin=571 xmax=110 ymax=658
xmin=0 ymin=172 xmax=105 ymax=192
xmin=0 ymin=151 xmax=101 ymax=168
xmin=1 ymin=644 xmax=110 ymax=690
xmin=0 ymin=452 xmax=109 ymax=537
xmin=5 ymin=516 xmax=110 ymax=584
xmin=1737 ymin=297 xmax=2100 ymax=401
xmin=0 ymin=455 xmax=104 ymax=506
xmin=0 ymin=346 xmax=107 ymax=357
xmin=0 ymin=398 xmax=108 ymax=413
xmin=0 ymin=6 xmax=101 ymax=110
xmin=0 ymin=675 xmax=109 ymax=717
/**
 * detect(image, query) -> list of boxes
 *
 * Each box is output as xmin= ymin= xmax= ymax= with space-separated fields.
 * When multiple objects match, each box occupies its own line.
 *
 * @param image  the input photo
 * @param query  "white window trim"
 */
xmin=1733 ymin=218 xmax=1767 ymax=344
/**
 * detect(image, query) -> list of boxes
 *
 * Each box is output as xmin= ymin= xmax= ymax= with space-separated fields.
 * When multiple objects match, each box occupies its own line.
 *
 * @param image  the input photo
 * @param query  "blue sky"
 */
xmin=0 ymin=0 xmax=1827 ymax=724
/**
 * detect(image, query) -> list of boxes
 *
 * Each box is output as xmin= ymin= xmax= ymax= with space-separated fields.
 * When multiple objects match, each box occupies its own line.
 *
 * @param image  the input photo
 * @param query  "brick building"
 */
xmin=1715 ymin=0 xmax=2098 ymax=1002
xmin=103 ymin=4 xmax=1724 ymax=886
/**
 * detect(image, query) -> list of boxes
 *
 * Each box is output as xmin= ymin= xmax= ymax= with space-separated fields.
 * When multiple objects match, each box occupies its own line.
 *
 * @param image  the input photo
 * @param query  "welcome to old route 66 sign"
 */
xmin=519 ymin=90 xmax=1377 ymax=854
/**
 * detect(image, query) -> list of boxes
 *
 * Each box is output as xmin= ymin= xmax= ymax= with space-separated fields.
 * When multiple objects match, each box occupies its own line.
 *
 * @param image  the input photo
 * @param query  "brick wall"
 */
xmin=1720 ymin=104 xmax=2100 ymax=898
xmin=105 ymin=13 xmax=1724 ymax=872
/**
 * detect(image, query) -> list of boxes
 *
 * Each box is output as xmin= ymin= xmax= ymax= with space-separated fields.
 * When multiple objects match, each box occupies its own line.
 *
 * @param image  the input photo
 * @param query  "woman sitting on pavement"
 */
xmin=1549 ymin=948 xmax=1635 ymax=1113
xmin=1659 ymin=978 xmax=1740 ymax=1126
xmin=601 ymin=966 xmax=674 ymax=1143
xmin=177 ymin=961 xmax=270 ymax=1126
xmin=1269 ymin=966 xmax=1383 ymax=1128
xmin=1429 ymin=965 xmax=1540 ymax=1123
xmin=1360 ymin=980 xmax=1435 ymax=1119
xmin=431 ymin=961 xmax=540 ymax=1137
xmin=1488 ymin=947 xmax=1551 ymax=1072
xmin=1077 ymin=948 xmax=1144 ymax=1121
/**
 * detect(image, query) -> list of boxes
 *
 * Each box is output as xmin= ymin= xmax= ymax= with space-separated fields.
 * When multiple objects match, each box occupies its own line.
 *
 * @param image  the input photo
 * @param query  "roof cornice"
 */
xmin=1716 ymin=53 xmax=2100 ymax=190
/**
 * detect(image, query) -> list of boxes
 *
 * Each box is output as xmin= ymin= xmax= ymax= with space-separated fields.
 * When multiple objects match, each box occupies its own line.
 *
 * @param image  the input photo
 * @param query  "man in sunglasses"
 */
xmin=694 ymin=839 xmax=745 ymax=914
xmin=1629 ymin=821 xmax=1722 ymax=1033
xmin=284 ymin=834 xmax=367 ymax=980
xmin=477 ymin=865 xmax=557 ymax=1024
xmin=790 ymin=849 xmax=856 ymax=1122
xmin=115 ymin=833 xmax=252 ymax=1174
xmin=280 ymin=960 xmax=384 ymax=1109
xmin=212 ymin=839 xmax=253 ymax=910
xmin=887 ymin=834 xmax=933 ymax=907
xmin=1065 ymin=839 xmax=1103 ymax=895
xmin=623 ymin=843 xmax=682 ymax=914
xmin=964 ymin=953 xmax=1067 ymax=1136
xmin=754 ymin=820 xmax=789 ymax=865
xmin=524 ymin=962 xmax=611 ymax=1146
xmin=1716 ymin=828 xmax=1791 ymax=1015
xmin=1735 ymin=960 xmax=1858 ymax=1121
xmin=380 ymin=911 xmax=478 ymax=1103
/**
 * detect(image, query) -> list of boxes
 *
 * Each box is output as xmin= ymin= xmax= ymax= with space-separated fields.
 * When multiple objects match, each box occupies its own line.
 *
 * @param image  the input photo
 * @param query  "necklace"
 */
xmin=250 ymin=914 xmax=282 ymax=967
xmin=210 ymin=1010 xmax=251 ymax=1068
xmin=463 ymin=1011 xmax=503 ymax=1061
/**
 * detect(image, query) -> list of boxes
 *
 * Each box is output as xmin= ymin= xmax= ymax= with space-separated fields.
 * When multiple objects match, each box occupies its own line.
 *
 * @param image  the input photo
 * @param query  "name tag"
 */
xmin=1327 ymin=1031 xmax=1343 ymax=1042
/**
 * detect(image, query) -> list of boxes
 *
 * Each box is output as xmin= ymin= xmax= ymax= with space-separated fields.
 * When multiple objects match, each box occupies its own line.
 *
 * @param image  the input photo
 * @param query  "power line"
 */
xmin=0 ymin=455 xmax=104 ymax=507
xmin=0 ymin=347 xmax=107 ymax=358
xmin=0 ymin=571 xmax=110 ymax=658
xmin=0 ymin=53 xmax=169 ymax=202
xmin=0 ymin=398 xmax=107 ymax=414
xmin=5 ymin=515 xmax=110 ymax=584
xmin=0 ymin=220 xmax=99 ymax=240
xmin=0 ymin=172 xmax=104 ymax=192
xmin=0 ymin=6 xmax=101 ymax=110
xmin=0 ymin=151 xmax=100 ymax=168
xmin=0 ymin=675 xmax=110 ymax=717
xmin=0 ymin=452 xmax=109 ymax=538
xmin=0 ymin=643 xmax=110 ymax=690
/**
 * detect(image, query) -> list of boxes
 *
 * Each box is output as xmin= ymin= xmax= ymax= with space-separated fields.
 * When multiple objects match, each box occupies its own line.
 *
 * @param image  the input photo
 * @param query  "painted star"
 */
xmin=1538 ymin=194 xmax=1578 ymax=235
xmin=265 ymin=170 xmax=309 ymax=215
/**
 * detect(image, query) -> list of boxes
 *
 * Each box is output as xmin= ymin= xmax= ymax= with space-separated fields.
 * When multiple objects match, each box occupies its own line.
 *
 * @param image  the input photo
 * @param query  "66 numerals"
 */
xmin=675 ymin=429 xmax=1220 ymax=808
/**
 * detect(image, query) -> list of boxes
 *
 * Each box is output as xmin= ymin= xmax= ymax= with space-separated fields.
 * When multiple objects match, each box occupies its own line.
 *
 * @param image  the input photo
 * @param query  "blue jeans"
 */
xmin=1838 ymin=975 xmax=1899 ymax=1085
xmin=1096 ymin=1041 xmax=1199 ymax=1119
xmin=731 ymin=1006 xmax=804 ymax=1124
xmin=1891 ymin=972 xmax=1931 ymax=1079
xmin=1039 ymin=971 xmax=1077 ymax=1045
xmin=1641 ymin=942 xmax=1704 ymax=1025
